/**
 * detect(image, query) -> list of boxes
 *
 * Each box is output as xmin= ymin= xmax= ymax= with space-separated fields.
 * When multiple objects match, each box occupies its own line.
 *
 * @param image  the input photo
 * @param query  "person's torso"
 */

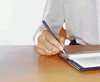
xmin=64 ymin=0 xmax=100 ymax=45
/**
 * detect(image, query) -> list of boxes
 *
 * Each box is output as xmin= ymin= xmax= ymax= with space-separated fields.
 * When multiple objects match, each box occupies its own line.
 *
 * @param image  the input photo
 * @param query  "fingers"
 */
xmin=42 ymin=39 xmax=60 ymax=54
xmin=37 ymin=42 xmax=56 ymax=55
xmin=37 ymin=30 xmax=66 ymax=56
xmin=37 ymin=48 xmax=47 ymax=55
xmin=44 ymin=31 xmax=62 ymax=49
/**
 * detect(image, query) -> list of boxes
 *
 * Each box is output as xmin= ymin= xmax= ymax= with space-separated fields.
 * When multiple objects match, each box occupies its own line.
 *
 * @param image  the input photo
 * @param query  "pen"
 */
xmin=42 ymin=20 xmax=66 ymax=54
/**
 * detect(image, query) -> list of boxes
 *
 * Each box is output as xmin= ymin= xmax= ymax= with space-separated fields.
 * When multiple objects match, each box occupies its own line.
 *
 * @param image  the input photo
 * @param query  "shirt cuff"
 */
xmin=34 ymin=31 xmax=43 ymax=46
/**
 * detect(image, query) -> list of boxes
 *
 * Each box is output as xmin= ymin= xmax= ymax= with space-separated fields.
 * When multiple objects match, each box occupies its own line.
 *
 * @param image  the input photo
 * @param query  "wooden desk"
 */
xmin=0 ymin=45 xmax=100 ymax=82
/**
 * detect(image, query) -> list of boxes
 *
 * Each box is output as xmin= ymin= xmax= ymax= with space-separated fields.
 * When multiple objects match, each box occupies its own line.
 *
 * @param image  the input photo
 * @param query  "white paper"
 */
xmin=68 ymin=53 xmax=100 ymax=68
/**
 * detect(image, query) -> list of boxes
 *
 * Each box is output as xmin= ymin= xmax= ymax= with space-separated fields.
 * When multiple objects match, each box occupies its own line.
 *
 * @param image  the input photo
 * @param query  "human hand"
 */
xmin=37 ymin=30 xmax=65 ymax=56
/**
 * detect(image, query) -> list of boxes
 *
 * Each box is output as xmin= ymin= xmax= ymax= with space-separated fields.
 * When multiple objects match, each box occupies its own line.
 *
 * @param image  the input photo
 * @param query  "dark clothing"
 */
xmin=69 ymin=39 xmax=80 ymax=45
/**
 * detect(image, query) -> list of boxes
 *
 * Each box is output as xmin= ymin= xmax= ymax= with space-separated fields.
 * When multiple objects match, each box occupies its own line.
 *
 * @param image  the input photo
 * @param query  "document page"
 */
xmin=68 ymin=53 xmax=100 ymax=68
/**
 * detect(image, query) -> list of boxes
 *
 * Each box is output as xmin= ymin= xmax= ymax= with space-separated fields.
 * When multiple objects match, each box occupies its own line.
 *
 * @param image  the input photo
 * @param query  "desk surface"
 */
xmin=0 ymin=45 xmax=100 ymax=82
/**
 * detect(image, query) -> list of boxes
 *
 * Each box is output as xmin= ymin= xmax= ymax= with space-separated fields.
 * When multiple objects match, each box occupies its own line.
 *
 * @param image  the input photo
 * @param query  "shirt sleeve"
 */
xmin=33 ymin=0 xmax=64 ymax=45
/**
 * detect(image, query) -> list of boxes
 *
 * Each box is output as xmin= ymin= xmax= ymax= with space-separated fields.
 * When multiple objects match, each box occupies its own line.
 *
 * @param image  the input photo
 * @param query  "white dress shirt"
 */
xmin=33 ymin=0 xmax=100 ymax=45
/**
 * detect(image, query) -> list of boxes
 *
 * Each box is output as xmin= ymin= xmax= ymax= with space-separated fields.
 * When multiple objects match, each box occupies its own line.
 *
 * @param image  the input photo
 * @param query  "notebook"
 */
xmin=58 ymin=52 xmax=100 ymax=72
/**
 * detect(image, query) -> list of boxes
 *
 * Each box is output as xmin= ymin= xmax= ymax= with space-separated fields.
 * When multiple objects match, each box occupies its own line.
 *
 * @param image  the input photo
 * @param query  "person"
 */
xmin=33 ymin=0 xmax=100 ymax=55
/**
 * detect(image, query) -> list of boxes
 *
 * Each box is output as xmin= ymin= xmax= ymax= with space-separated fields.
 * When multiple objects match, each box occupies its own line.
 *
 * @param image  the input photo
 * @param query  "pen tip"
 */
xmin=60 ymin=47 xmax=66 ymax=54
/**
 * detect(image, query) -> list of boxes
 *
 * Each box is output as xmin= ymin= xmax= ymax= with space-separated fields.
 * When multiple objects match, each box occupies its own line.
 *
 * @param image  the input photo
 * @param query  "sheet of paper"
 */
xmin=68 ymin=53 xmax=100 ymax=68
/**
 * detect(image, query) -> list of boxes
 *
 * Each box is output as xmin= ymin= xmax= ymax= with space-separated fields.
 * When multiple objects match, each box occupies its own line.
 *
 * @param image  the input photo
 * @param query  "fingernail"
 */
xmin=59 ymin=47 xmax=63 ymax=51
